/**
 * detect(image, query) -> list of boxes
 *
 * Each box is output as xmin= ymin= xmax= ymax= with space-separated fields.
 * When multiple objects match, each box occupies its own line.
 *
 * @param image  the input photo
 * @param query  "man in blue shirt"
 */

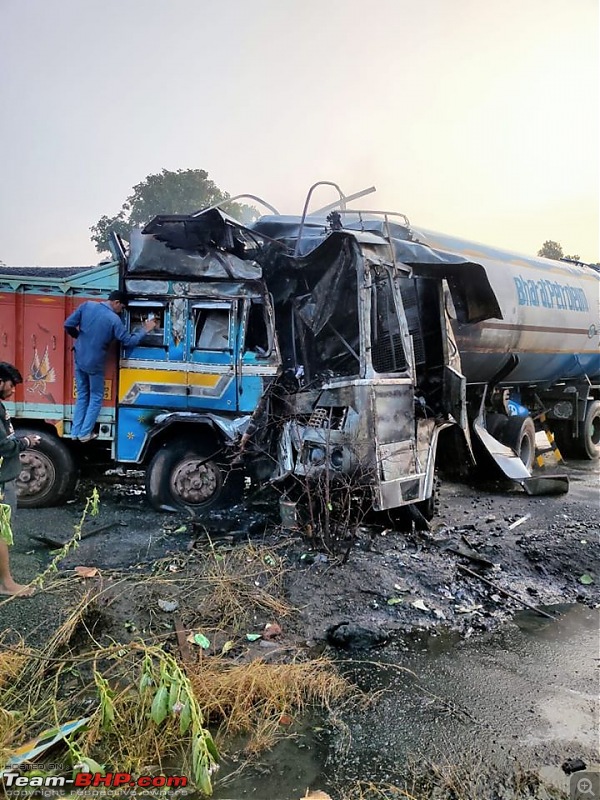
xmin=64 ymin=290 xmax=157 ymax=442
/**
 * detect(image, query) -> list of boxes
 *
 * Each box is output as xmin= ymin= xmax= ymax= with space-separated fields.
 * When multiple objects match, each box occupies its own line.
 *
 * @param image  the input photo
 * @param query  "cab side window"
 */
xmin=126 ymin=302 xmax=167 ymax=350
xmin=244 ymin=299 xmax=269 ymax=355
xmin=192 ymin=304 xmax=231 ymax=351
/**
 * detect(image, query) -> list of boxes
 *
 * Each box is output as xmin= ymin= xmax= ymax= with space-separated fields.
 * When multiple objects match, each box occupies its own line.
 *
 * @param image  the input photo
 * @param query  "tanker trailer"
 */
xmin=412 ymin=228 xmax=600 ymax=464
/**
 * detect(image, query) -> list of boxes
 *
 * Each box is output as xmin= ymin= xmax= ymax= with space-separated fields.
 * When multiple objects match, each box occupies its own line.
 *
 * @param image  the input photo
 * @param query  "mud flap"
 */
xmin=473 ymin=419 xmax=570 ymax=496
xmin=472 ymin=419 xmax=531 ymax=480
xmin=519 ymin=475 xmax=569 ymax=496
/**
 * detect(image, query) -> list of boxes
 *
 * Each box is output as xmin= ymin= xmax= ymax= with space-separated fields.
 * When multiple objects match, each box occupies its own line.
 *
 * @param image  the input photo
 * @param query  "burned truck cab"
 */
xmin=253 ymin=212 xmax=495 ymax=516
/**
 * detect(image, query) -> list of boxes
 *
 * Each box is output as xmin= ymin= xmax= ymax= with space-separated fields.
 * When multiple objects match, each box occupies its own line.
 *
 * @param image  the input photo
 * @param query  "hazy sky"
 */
xmin=1 ymin=0 xmax=598 ymax=265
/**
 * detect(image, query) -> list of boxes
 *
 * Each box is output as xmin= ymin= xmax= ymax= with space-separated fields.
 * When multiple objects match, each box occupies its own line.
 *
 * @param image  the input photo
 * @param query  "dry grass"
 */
xmin=0 ymin=541 xmax=353 ymax=790
xmin=0 ymin=637 xmax=30 ymax=691
xmin=196 ymin=541 xmax=292 ymax=631
xmin=189 ymin=656 xmax=352 ymax=752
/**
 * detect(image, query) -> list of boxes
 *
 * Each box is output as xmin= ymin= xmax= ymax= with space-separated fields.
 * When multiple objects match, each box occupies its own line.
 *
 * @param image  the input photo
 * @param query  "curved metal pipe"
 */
xmin=191 ymin=193 xmax=280 ymax=218
xmin=294 ymin=181 xmax=346 ymax=257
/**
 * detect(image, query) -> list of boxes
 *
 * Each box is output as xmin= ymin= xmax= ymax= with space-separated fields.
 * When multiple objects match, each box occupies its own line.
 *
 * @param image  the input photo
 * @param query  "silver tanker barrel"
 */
xmin=413 ymin=228 xmax=600 ymax=387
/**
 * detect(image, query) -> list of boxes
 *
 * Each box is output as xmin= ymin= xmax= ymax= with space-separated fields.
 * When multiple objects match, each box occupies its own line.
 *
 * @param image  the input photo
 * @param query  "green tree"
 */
xmin=90 ymin=168 xmax=256 ymax=253
xmin=537 ymin=240 xmax=564 ymax=260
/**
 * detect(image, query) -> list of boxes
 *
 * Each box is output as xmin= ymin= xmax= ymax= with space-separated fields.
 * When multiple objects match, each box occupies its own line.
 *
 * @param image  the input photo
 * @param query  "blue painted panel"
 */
xmin=124 ymin=391 xmax=189 ymax=410
xmin=116 ymin=406 xmax=153 ymax=462
xmin=237 ymin=375 xmax=267 ymax=412
xmin=461 ymin=351 xmax=600 ymax=385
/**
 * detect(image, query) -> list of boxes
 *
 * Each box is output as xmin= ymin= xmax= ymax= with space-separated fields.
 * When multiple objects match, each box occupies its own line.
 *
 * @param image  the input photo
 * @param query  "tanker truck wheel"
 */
xmin=16 ymin=429 xmax=78 ymax=508
xmin=553 ymin=402 xmax=600 ymax=460
xmin=146 ymin=440 xmax=244 ymax=514
xmin=501 ymin=415 xmax=536 ymax=471
xmin=577 ymin=400 xmax=600 ymax=459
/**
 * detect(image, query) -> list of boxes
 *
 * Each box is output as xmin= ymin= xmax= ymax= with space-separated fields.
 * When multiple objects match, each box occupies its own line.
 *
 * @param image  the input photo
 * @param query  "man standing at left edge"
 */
xmin=65 ymin=291 xmax=157 ymax=442
xmin=0 ymin=362 xmax=40 ymax=597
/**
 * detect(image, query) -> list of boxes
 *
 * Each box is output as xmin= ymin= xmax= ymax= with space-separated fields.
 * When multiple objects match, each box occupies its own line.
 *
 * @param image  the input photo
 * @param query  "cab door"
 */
xmin=188 ymin=300 xmax=239 ymax=412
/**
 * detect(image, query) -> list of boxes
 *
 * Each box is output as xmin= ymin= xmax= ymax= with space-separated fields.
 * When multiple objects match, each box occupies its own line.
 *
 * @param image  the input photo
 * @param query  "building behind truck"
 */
xmin=1 ymin=186 xmax=599 ymax=519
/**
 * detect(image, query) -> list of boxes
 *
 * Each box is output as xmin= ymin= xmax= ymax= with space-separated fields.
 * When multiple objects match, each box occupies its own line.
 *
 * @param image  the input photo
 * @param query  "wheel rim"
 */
xmin=17 ymin=451 xmax=56 ymax=501
xmin=519 ymin=434 xmax=533 ymax=468
xmin=170 ymin=456 xmax=221 ymax=506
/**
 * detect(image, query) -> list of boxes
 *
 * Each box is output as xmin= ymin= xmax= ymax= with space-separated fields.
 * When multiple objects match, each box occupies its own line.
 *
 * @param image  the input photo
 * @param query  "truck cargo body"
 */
xmin=0 ymin=257 xmax=280 ymax=510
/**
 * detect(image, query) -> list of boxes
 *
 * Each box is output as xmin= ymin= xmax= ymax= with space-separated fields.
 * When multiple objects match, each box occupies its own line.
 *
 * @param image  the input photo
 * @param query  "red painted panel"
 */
xmin=0 ymin=292 xmax=16 ymax=364
xmin=21 ymin=295 xmax=67 ymax=408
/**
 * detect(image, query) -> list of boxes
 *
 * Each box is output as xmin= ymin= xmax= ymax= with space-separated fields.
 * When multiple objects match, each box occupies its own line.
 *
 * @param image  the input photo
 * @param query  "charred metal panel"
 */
xmin=128 ymin=228 xmax=263 ymax=280
xmin=124 ymin=278 xmax=265 ymax=300
xmin=371 ymin=383 xmax=413 ymax=445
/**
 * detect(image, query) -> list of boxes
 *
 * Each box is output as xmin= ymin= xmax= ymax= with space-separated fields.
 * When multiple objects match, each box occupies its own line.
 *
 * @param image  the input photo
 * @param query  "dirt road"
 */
xmin=2 ymin=452 xmax=598 ymax=647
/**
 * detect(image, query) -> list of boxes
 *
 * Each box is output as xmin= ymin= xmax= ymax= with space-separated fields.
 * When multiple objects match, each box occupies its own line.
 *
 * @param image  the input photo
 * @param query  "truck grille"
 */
xmin=307 ymin=407 xmax=347 ymax=430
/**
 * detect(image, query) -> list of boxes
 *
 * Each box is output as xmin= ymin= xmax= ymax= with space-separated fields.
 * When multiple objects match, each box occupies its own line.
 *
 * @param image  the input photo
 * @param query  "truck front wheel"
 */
xmin=146 ymin=440 xmax=244 ymax=514
xmin=16 ymin=429 xmax=78 ymax=508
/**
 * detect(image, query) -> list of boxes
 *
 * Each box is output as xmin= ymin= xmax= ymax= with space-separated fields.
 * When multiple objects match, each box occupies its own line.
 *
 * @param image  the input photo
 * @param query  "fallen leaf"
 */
xmin=172 ymin=525 xmax=187 ymax=534
xmin=246 ymin=633 xmax=261 ymax=642
xmin=221 ymin=640 xmax=235 ymax=654
xmin=411 ymin=599 xmax=429 ymax=612
xmin=279 ymin=714 xmax=293 ymax=726
xmin=302 ymin=792 xmax=332 ymax=799
xmin=186 ymin=633 xmax=211 ymax=649
xmin=455 ymin=603 xmax=483 ymax=614
xmin=387 ymin=597 xmax=403 ymax=606
xmin=157 ymin=599 xmax=179 ymax=613
xmin=74 ymin=566 xmax=98 ymax=579
xmin=263 ymin=622 xmax=282 ymax=639
xmin=579 ymin=573 xmax=594 ymax=585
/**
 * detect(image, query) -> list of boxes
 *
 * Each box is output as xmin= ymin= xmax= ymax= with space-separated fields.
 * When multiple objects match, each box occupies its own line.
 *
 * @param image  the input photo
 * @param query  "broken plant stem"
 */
xmin=32 ymin=488 xmax=100 ymax=589
xmin=456 ymin=564 xmax=558 ymax=620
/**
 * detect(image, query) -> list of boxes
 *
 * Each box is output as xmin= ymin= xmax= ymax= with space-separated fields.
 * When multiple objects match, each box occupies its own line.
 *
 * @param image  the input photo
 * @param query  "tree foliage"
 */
xmin=537 ymin=240 xmax=583 ymax=262
xmin=90 ymin=168 xmax=256 ymax=253
xmin=537 ymin=240 xmax=564 ymax=260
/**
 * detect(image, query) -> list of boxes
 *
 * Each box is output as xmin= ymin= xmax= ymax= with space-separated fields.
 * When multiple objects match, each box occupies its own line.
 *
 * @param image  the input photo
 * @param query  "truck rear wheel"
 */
xmin=501 ymin=415 xmax=536 ymax=471
xmin=573 ymin=400 xmax=600 ymax=461
xmin=16 ymin=429 xmax=78 ymax=508
xmin=146 ymin=440 xmax=244 ymax=514
xmin=552 ymin=401 xmax=600 ymax=460
xmin=577 ymin=400 xmax=600 ymax=459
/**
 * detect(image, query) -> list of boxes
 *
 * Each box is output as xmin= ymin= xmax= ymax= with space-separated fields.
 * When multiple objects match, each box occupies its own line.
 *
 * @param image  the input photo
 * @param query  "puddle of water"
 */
xmin=212 ymin=719 xmax=331 ymax=800
xmin=210 ymin=604 xmax=599 ymax=799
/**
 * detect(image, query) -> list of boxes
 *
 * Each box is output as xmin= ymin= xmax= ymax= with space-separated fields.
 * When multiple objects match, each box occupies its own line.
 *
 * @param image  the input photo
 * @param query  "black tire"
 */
xmin=16 ymin=428 xmax=78 ymax=508
xmin=415 ymin=472 xmax=441 ymax=521
xmin=146 ymin=439 xmax=244 ymax=514
xmin=501 ymin=415 xmax=536 ymax=471
xmin=552 ymin=420 xmax=578 ymax=459
xmin=552 ymin=402 xmax=600 ymax=460
xmin=577 ymin=400 xmax=600 ymax=460
xmin=485 ymin=412 xmax=508 ymax=439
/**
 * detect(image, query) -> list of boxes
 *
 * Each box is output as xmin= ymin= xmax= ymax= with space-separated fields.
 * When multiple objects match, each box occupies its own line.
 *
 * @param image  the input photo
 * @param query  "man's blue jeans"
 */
xmin=72 ymin=367 xmax=105 ymax=438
